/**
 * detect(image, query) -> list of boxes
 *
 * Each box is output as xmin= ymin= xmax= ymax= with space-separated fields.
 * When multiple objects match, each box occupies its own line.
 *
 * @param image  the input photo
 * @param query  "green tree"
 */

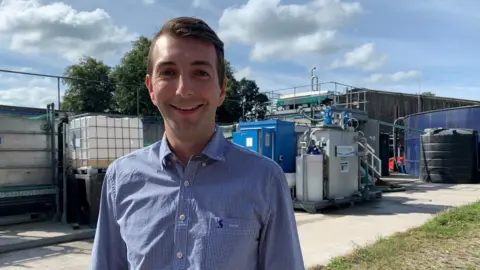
xmin=250 ymin=92 xmax=269 ymax=120
xmin=217 ymin=62 xmax=270 ymax=123
xmin=110 ymin=36 xmax=157 ymax=116
xmin=61 ymin=56 xmax=115 ymax=112
xmin=237 ymin=78 xmax=270 ymax=121
xmin=422 ymin=91 xmax=436 ymax=96
xmin=217 ymin=61 xmax=242 ymax=123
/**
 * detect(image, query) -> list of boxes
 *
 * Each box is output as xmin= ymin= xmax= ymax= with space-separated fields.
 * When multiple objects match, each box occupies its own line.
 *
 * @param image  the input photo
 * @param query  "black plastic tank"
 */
xmin=420 ymin=128 xmax=479 ymax=184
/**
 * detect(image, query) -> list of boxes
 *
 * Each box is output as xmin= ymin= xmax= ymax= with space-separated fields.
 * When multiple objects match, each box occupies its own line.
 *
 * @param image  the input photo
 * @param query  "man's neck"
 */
xmin=165 ymin=127 xmax=216 ymax=165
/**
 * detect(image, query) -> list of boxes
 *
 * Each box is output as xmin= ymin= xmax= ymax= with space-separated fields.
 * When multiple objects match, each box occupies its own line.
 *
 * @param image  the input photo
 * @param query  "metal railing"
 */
xmin=358 ymin=140 xmax=382 ymax=178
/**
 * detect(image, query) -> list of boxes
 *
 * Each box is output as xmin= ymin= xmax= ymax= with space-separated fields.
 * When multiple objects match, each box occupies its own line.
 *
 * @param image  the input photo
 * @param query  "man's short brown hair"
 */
xmin=147 ymin=17 xmax=225 ymax=87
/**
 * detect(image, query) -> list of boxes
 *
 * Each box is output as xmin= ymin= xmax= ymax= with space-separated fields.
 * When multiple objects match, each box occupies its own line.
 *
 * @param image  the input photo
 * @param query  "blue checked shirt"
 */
xmin=90 ymin=126 xmax=304 ymax=270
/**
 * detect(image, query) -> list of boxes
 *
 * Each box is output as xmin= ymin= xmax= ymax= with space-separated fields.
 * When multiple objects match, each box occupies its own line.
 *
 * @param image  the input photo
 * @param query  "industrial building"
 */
xmin=269 ymin=87 xmax=480 ymax=133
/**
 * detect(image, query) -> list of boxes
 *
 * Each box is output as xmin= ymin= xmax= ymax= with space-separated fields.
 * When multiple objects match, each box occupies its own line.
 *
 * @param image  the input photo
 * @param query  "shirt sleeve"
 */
xmin=90 ymin=167 xmax=128 ymax=270
xmin=257 ymin=166 xmax=305 ymax=270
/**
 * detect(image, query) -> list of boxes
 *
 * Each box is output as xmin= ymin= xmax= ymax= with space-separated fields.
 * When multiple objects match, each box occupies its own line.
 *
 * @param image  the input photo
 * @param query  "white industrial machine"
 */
xmin=292 ymin=124 xmax=381 ymax=213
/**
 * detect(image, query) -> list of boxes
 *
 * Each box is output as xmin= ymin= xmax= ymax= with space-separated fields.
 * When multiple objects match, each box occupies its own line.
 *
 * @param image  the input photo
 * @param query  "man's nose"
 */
xmin=176 ymin=75 xmax=194 ymax=97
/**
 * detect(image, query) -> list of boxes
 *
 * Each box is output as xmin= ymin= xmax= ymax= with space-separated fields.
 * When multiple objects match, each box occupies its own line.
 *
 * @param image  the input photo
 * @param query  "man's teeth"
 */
xmin=175 ymin=105 xmax=201 ymax=110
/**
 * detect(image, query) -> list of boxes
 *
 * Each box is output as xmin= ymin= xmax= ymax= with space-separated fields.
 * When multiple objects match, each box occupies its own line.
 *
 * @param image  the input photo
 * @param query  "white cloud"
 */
xmin=0 ymin=0 xmax=137 ymax=62
xmin=331 ymin=43 xmax=387 ymax=71
xmin=0 ymin=73 xmax=64 ymax=108
xmin=192 ymin=0 xmax=221 ymax=15
xmin=217 ymin=0 xmax=363 ymax=61
xmin=143 ymin=0 xmax=155 ymax=5
xmin=365 ymin=70 xmax=422 ymax=84
xmin=234 ymin=66 xmax=253 ymax=79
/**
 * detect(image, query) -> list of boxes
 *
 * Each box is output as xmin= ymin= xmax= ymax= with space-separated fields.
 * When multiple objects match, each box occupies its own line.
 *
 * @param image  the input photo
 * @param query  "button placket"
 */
xmin=173 ymin=159 xmax=188 ymax=269
xmin=173 ymin=160 xmax=199 ymax=269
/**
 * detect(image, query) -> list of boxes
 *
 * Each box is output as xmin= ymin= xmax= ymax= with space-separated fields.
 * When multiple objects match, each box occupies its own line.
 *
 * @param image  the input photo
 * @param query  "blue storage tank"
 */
xmin=404 ymin=105 xmax=480 ymax=177
xmin=232 ymin=120 xmax=295 ymax=173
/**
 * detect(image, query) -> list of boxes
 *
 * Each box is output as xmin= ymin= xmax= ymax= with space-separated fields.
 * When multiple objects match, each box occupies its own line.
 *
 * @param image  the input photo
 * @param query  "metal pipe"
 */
xmin=47 ymin=103 xmax=60 ymax=221
xmin=61 ymin=122 xmax=68 ymax=224
xmin=311 ymin=76 xmax=319 ymax=91
xmin=57 ymin=77 xmax=61 ymax=109
xmin=392 ymin=117 xmax=404 ymax=162
xmin=417 ymin=94 xmax=422 ymax=113
xmin=310 ymin=67 xmax=316 ymax=78
xmin=311 ymin=67 xmax=319 ymax=91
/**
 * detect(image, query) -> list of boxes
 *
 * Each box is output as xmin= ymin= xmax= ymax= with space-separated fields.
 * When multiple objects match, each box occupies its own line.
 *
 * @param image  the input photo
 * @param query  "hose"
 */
xmin=347 ymin=118 xmax=360 ymax=130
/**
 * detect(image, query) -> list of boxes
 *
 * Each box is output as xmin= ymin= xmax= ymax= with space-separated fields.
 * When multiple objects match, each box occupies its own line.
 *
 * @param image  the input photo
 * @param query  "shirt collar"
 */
xmin=159 ymin=125 xmax=226 ymax=164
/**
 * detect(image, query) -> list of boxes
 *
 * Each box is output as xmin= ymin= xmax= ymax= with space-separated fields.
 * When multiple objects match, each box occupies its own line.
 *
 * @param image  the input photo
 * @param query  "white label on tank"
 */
xmin=246 ymin=137 xmax=253 ymax=147
xmin=340 ymin=161 xmax=349 ymax=173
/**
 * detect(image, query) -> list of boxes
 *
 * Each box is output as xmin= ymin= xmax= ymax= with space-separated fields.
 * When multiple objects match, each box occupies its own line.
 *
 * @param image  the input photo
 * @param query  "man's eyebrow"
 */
xmin=155 ymin=61 xmax=175 ymax=70
xmin=155 ymin=60 xmax=213 ymax=70
xmin=191 ymin=60 xmax=213 ymax=68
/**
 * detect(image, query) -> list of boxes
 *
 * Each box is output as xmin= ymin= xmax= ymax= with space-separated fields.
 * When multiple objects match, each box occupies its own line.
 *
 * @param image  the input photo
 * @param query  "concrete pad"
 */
xmin=0 ymin=240 xmax=93 ymax=270
xmin=298 ymin=180 xmax=480 ymax=267
xmin=0 ymin=221 xmax=95 ymax=254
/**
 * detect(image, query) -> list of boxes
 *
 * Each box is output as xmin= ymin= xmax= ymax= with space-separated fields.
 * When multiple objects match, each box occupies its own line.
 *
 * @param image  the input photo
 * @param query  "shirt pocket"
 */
xmin=203 ymin=217 xmax=261 ymax=270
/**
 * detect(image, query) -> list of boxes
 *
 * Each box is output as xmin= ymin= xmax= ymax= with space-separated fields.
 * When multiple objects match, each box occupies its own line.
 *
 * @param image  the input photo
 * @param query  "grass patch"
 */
xmin=308 ymin=200 xmax=480 ymax=270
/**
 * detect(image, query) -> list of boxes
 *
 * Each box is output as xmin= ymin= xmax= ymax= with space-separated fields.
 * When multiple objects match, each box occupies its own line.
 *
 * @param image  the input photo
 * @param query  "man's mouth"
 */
xmin=170 ymin=104 xmax=204 ymax=111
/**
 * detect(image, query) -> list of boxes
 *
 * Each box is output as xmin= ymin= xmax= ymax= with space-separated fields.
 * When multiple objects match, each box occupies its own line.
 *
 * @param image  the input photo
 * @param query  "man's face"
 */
xmin=145 ymin=34 xmax=225 ymax=138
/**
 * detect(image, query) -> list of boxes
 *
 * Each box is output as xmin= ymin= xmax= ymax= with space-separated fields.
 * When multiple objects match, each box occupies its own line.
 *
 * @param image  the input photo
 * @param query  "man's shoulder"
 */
xmin=107 ymin=142 xmax=159 ymax=176
xmin=225 ymin=140 xmax=283 ymax=175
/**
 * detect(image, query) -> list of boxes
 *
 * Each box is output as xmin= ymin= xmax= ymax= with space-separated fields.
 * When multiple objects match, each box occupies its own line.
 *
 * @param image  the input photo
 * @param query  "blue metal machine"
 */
xmin=232 ymin=120 xmax=295 ymax=173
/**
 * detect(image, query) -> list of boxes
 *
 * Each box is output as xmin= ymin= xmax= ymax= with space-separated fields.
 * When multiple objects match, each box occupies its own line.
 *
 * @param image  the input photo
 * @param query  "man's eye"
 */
xmin=159 ymin=70 xmax=175 ymax=77
xmin=194 ymin=70 xmax=210 ymax=77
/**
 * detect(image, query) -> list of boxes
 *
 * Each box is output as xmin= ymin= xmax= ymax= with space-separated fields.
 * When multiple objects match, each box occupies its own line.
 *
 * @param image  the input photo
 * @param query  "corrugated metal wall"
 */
xmin=365 ymin=91 xmax=478 ymax=134
xmin=404 ymin=105 xmax=480 ymax=177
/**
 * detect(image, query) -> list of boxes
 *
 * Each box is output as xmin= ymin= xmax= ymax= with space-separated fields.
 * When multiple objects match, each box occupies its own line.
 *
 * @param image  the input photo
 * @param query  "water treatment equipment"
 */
xmin=291 ymin=123 xmax=382 ymax=213
xmin=309 ymin=127 xmax=360 ymax=199
xmin=232 ymin=120 xmax=295 ymax=173
xmin=295 ymin=154 xmax=324 ymax=201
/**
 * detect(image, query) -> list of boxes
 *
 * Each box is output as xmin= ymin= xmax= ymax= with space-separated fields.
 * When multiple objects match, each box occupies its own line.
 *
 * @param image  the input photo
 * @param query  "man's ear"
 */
xmin=145 ymin=74 xmax=156 ymax=106
xmin=218 ymin=76 xmax=227 ymax=107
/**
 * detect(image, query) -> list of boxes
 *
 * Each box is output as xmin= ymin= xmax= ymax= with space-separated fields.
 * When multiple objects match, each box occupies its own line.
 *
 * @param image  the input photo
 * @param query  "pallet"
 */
xmin=293 ymin=190 xmax=382 ymax=214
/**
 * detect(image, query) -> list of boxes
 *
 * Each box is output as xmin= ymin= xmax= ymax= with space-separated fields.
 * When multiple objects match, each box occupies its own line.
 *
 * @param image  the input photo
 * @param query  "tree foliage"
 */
xmin=61 ymin=56 xmax=115 ymax=112
xmin=217 ymin=62 xmax=269 ymax=123
xmin=109 ymin=36 xmax=157 ymax=116
xmin=61 ymin=37 xmax=269 ymax=123
xmin=421 ymin=91 xmax=436 ymax=96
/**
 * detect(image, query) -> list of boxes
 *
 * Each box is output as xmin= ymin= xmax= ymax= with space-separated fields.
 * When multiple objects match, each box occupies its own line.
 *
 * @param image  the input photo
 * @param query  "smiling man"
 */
xmin=90 ymin=17 xmax=304 ymax=270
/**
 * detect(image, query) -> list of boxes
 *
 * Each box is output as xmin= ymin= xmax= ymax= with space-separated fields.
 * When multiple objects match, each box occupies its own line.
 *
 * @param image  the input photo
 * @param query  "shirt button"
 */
xmin=201 ymin=162 xmax=207 ymax=167
xmin=177 ymin=251 xmax=183 ymax=259
xmin=184 ymin=181 xmax=190 ymax=187
xmin=179 ymin=214 xmax=185 ymax=221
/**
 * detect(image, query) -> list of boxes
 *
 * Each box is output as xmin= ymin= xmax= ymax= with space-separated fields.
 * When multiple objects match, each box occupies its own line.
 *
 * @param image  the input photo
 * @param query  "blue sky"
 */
xmin=0 ymin=0 xmax=479 ymax=108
